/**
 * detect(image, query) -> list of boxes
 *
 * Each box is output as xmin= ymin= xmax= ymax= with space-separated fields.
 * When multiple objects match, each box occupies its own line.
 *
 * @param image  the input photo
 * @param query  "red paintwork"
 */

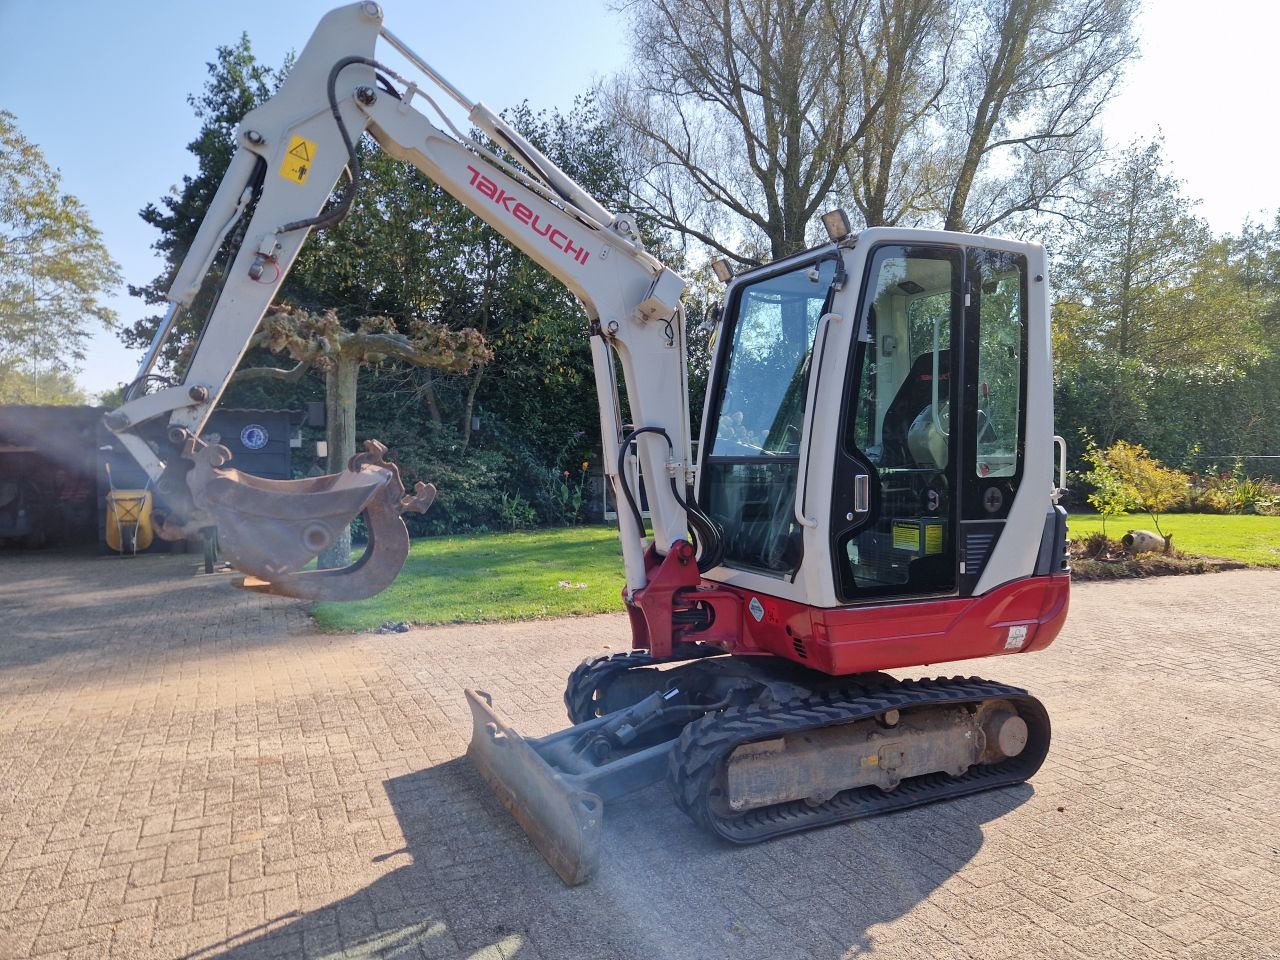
xmin=628 ymin=549 xmax=1069 ymax=677
xmin=625 ymin=541 xmax=702 ymax=658
xmin=626 ymin=543 xmax=747 ymax=658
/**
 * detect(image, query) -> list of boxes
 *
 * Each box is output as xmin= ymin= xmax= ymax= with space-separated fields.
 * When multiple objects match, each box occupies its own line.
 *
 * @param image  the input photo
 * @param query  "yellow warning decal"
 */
xmin=279 ymin=134 xmax=317 ymax=185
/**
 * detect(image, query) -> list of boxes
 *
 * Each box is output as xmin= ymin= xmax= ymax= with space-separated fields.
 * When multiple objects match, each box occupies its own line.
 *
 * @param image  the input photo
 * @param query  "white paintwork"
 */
xmin=974 ymin=242 xmax=1052 ymax=595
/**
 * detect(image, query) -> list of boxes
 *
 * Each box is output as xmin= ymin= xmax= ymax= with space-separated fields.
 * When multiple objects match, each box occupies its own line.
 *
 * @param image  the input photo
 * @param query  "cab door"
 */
xmin=829 ymin=242 xmax=1032 ymax=603
xmin=830 ymin=244 xmax=962 ymax=602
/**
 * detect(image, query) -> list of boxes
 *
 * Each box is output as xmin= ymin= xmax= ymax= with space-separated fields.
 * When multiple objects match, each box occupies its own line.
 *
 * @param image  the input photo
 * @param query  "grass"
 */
xmin=1068 ymin=512 xmax=1280 ymax=568
xmin=312 ymin=513 xmax=1279 ymax=632
xmin=311 ymin=525 xmax=628 ymax=632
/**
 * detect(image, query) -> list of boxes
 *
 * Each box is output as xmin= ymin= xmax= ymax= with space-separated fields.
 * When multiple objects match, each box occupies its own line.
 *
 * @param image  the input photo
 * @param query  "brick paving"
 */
xmin=0 ymin=547 xmax=1277 ymax=959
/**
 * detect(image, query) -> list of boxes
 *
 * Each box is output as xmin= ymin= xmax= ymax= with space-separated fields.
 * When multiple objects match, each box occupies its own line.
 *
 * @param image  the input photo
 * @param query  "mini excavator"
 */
xmin=105 ymin=3 xmax=1071 ymax=885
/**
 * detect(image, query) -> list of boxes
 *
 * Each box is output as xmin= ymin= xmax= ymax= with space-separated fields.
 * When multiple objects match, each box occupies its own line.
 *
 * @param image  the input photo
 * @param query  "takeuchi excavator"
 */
xmin=105 ymin=3 xmax=1071 ymax=885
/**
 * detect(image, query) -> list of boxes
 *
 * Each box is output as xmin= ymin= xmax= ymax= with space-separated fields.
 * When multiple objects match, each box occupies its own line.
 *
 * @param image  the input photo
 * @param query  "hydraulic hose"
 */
xmin=280 ymin=56 xmax=406 ymax=234
xmin=617 ymin=427 xmax=724 ymax=574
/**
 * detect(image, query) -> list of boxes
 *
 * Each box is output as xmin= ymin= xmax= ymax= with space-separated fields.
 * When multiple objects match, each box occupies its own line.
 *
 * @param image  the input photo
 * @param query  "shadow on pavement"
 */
xmin=0 ymin=549 xmax=299 ymax=673
xmin=201 ymin=754 xmax=1034 ymax=960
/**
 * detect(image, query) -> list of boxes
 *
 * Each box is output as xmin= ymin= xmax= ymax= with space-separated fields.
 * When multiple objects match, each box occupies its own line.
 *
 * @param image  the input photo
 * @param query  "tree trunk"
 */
xmin=318 ymin=355 xmax=359 ymax=569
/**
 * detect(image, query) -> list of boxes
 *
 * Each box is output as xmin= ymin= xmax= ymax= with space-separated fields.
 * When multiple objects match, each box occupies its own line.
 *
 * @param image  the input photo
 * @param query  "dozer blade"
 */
xmin=465 ymin=690 xmax=603 ymax=886
xmin=158 ymin=437 xmax=434 ymax=601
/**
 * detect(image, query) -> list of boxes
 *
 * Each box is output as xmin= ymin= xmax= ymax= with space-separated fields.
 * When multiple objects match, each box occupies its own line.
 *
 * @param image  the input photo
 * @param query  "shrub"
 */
xmin=1080 ymin=439 xmax=1133 ymax=534
xmin=497 ymin=491 xmax=537 ymax=530
xmin=1082 ymin=439 xmax=1188 ymax=538
xmin=373 ymin=426 xmax=515 ymax=535
xmin=538 ymin=463 xmax=590 ymax=525
xmin=1192 ymin=462 xmax=1280 ymax=516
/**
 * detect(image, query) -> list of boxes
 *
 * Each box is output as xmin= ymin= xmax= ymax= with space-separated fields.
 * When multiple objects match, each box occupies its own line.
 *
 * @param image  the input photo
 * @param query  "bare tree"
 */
xmin=611 ymin=0 xmax=1136 ymax=260
xmin=846 ymin=0 xmax=952 ymax=228
xmin=608 ymin=0 xmax=883 ymax=264
xmin=936 ymin=0 xmax=1137 ymax=233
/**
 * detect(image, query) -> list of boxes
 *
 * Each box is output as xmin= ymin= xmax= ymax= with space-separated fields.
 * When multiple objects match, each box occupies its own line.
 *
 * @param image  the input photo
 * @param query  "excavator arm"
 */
xmin=106 ymin=1 xmax=695 ymax=599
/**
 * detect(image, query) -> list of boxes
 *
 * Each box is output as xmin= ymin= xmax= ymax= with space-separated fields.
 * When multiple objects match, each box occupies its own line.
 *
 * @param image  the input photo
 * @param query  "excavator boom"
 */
xmin=106 ymin=2 xmax=692 ymax=600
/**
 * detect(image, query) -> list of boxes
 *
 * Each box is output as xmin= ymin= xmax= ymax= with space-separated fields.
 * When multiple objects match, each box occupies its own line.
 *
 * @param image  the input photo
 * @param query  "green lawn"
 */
xmin=312 ymin=513 xmax=1279 ymax=632
xmin=311 ymin=525 xmax=628 ymax=632
xmin=1068 ymin=512 xmax=1280 ymax=568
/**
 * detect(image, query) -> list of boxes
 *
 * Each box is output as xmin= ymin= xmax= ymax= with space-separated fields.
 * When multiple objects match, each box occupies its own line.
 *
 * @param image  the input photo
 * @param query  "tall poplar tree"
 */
xmin=0 ymin=111 xmax=120 ymax=402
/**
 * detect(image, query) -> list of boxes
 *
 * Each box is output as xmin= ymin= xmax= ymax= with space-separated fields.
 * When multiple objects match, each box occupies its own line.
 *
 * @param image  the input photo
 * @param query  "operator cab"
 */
xmin=698 ymin=227 xmax=1039 ymax=609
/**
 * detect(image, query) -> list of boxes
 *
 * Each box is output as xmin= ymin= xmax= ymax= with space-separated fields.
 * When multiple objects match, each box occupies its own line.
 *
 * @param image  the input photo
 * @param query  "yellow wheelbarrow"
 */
xmin=104 ymin=464 xmax=154 ymax=556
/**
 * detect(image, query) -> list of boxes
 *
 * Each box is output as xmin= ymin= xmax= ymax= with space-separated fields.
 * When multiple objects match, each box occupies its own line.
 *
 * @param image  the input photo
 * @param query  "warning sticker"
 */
xmin=279 ymin=134 xmax=317 ymax=185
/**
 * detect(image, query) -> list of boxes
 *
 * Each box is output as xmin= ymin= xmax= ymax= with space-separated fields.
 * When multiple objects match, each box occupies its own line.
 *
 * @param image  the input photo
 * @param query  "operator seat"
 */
xmin=881 ymin=349 xmax=950 ymax=467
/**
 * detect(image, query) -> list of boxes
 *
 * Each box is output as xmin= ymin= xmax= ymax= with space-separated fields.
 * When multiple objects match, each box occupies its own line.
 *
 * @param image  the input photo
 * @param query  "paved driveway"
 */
xmin=0 ymin=548 xmax=1276 ymax=960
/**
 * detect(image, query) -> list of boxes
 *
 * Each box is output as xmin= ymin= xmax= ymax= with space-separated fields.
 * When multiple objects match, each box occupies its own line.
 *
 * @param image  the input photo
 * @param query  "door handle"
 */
xmin=854 ymin=474 xmax=870 ymax=513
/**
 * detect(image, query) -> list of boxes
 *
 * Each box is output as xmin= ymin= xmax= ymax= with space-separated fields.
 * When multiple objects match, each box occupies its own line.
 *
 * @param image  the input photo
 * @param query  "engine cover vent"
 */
xmin=964 ymin=531 xmax=996 ymax=575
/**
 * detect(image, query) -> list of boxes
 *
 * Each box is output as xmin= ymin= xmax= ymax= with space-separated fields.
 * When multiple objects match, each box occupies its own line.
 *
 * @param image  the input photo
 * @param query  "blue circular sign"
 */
xmin=240 ymin=424 xmax=269 ymax=450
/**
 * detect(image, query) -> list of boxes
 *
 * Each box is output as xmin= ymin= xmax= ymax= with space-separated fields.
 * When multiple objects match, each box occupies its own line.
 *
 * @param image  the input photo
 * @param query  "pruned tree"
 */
xmin=609 ymin=0 xmax=1137 ymax=263
xmin=126 ymin=36 xmax=642 ymax=532
xmin=237 ymin=306 xmax=491 ymax=565
xmin=0 ymin=110 xmax=121 ymax=401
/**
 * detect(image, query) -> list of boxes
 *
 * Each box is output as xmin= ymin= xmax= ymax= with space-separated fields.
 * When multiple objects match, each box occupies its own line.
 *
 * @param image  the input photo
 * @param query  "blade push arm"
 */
xmin=106 ymin=2 xmax=692 ymax=592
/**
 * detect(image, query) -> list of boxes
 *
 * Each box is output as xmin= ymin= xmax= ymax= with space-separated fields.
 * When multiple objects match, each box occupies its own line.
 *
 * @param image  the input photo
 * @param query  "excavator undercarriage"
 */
xmin=467 ymin=647 xmax=1050 ymax=885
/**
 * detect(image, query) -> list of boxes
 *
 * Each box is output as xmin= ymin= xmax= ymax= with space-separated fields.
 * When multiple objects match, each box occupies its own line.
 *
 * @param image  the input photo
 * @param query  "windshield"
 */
xmin=710 ymin=259 xmax=837 ymax=456
xmin=700 ymin=256 xmax=837 ymax=576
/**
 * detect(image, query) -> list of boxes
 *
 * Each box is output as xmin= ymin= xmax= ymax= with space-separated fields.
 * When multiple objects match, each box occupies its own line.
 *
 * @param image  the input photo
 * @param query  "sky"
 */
xmin=1 ymin=0 xmax=1276 ymax=399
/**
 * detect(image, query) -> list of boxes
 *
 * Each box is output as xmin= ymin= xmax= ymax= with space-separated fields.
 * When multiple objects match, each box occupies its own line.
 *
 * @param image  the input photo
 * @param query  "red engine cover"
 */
xmin=711 ymin=574 xmax=1070 ymax=676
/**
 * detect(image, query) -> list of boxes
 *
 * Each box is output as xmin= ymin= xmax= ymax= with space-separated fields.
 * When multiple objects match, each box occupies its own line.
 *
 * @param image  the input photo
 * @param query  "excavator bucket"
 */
xmin=158 ymin=437 xmax=434 ymax=601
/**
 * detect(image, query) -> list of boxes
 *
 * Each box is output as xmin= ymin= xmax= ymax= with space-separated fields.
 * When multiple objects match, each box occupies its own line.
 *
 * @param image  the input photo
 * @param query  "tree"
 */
xmin=609 ymin=0 xmax=884 ymax=262
xmin=0 ymin=111 xmax=121 ymax=401
xmin=238 ymin=307 xmax=490 ymax=565
xmin=123 ymin=37 xmax=286 ymax=364
xmin=126 ymin=37 xmax=659 ymax=532
xmin=1232 ymin=213 xmax=1280 ymax=348
xmin=1083 ymin=439 xmax=1186 ymax=539
xmin=608 ymin=0 xmax=1136 ymax=264
xmin=1053 ymin=138 xmax=1261 ymax=372
xmin=931 ymin=0 xmax=1135 ymax=233
xmin=0 ymin=367 xmax=87 ymax=406
xmin=282 ymin=95 xmax=641 ymax=524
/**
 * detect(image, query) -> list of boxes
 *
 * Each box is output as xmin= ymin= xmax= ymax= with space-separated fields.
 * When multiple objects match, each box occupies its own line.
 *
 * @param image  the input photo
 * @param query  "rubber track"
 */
xmin=668 ymin=675 xmax=1051 ymax=844
xmin=564 ymin=651 xmax=663 ymax=724
xmin=563 ymin=645 xmax=726 ymax=723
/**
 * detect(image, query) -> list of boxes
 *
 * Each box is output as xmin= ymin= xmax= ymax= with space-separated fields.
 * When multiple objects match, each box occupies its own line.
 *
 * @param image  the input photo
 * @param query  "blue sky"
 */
xmin=1 ymin=0 xmax=1275 ymax=398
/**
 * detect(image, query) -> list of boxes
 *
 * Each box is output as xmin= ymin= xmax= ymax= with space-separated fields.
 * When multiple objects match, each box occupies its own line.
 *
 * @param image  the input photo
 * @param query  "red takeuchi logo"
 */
xmin=465 ymin=166 xmax=590 ymax=266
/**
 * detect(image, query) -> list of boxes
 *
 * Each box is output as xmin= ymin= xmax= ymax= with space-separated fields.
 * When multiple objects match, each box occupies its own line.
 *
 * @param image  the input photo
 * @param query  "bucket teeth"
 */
xmin=465 ymin=690 xmax=603 ymax=886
